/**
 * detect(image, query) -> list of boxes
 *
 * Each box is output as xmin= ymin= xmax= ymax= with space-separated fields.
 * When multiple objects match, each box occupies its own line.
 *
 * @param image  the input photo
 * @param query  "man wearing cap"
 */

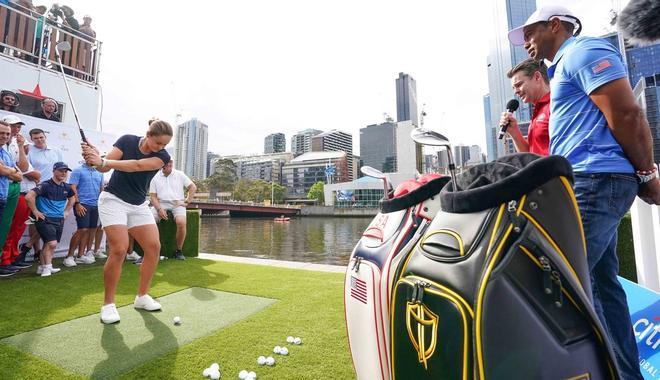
xmin=0 ymin=115 xmax=40 ymax=269
xmin=509 ymin=5 xmax=659 ymax=379
xmin=25 ymin=162 xmax=75 ymax=277
xmin=0 ymin=122 xmax=23 ymax=277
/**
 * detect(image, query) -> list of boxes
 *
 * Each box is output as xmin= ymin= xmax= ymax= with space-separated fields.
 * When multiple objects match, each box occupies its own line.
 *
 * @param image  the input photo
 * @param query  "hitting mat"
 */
xmin=1 ymin=287 xmax=276 ymax=378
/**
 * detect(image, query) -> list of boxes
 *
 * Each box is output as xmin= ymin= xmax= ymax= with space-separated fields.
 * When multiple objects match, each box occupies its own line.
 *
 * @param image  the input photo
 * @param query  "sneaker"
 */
xmin=49 ymin=265 xmax=61 ymax=274
xmin=1 ymin=265 xmax=22 ymax=272
xmin=85 ymin=251 xmax=97 ymax=262
xmin=0 ymin=267 xmax=17 ymax=277
xmin=134 ymin=257 xmax=143 ymax=265
xmin=133 ymin=294 xmax=161 ymax=311
xmin=126 ymin=251 xmax=141 ymax=261
xmin=173 ymin=250 xmax=186 ymax=261
xmin=94 ymin=250 xmax=107 ymax=259
xmin=63 ymin=256 xmax=77 ymax=267
xmin=11 ymin=260 xmax=32 ymax=268
xmin=100 ymin=304 xmax=121 ymax=324
xmin=75 ymin=255 xmax=94 ymax=264
xmin=41 ymin=267 xmax=51 ymax=277
xmin=36 ymin=265 xmax=43 ymax=275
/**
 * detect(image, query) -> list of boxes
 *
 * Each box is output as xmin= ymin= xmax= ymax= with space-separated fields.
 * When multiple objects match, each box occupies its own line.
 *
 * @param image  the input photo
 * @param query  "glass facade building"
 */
xmin=360 ymin=121 xmax=396 ymax=173
xmin=264 ymin=133 xmax=286 ymax=154
xmin=291 ymin=129 xmax=323 ymax=156
xmin=281 ymin=151 xmax=348 ymax=198
xmin=175 ymin=118 xmax=209 ymax=180
xmin=633 ymin=75 xmax=660 ymax=164
xmin=396 ymin=72 xmax=419 ymax=126
xmin=311 ymin=129 xmax=354 ymax=180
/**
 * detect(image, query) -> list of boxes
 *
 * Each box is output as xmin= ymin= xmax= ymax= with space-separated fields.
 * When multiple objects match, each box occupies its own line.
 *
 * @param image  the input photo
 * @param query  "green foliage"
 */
xmin=617 ymin=214 xmax=637 ymax=282
xmin=307 ymin=181 xmax=325 ymax=204
xmin=232 ymin=179 xmax=285 ymax=203
xmin=207 ymin=159 xmax=237 ymax=193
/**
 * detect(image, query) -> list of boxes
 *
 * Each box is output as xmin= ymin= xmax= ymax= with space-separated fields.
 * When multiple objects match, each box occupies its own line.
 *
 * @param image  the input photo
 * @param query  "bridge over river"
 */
xmin=188 ymin=201 xmax=301 ymax=217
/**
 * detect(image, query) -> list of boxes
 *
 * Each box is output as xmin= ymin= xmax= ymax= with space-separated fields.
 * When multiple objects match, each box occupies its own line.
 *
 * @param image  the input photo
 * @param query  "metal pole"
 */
xmin=55 ymin=44 xmax=82 ymax=131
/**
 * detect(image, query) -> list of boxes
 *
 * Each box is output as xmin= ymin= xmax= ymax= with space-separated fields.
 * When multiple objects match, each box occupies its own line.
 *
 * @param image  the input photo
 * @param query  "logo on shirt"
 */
xmin=592 ymin=59 xmax=612 ymax=74
xmin=536 ymin=113 xmax=547 ymax=121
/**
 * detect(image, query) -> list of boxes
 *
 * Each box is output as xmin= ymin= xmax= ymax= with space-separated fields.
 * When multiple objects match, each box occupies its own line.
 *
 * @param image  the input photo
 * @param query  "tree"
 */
xmin=207 ymin=159 xmax=238 ymax=195
xmin=307 ymin=181 xmax=325 ymax=204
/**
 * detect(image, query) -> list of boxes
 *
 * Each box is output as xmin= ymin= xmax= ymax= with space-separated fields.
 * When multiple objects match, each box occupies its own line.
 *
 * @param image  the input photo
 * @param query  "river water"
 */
xmin=199 ymin=217 xmax=372 ymax=266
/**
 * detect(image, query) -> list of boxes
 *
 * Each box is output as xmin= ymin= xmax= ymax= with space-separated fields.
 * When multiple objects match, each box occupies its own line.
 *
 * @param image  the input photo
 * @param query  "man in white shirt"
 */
xmin=149 ymin=160 xmax=196 ymax=260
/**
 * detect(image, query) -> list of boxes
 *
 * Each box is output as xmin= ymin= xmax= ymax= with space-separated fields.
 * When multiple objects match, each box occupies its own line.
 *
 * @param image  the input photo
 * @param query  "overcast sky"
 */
xmin=61 ymin=0 xmax=624 ymax=156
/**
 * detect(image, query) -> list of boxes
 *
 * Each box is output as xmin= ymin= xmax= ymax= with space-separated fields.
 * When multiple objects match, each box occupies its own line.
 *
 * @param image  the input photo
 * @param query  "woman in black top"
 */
xmin=82 ymin=118 xmax=172 ymax=324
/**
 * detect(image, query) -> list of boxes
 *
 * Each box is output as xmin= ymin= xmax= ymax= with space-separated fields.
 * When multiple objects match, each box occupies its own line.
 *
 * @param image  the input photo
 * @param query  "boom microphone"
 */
xmin=498 ymin=99 xmax=520 ymax=140
xmin=618 ymin=0 xmax=660 ymax=44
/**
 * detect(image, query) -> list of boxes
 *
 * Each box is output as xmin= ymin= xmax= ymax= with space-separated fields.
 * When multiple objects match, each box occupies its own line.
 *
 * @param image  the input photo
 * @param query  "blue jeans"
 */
xmin=573 ymin=173 xmax=643 ymax=380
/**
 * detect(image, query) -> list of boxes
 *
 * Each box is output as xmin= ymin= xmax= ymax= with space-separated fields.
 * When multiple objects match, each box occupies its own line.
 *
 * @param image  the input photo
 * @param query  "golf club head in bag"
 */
xmin=411 ymin=128 xmax=457 ymax=190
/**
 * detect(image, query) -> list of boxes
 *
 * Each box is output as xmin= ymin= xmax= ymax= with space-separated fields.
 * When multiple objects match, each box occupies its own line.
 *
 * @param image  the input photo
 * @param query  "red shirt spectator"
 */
xmin=527 ymin=92 xmax=550 ymax=155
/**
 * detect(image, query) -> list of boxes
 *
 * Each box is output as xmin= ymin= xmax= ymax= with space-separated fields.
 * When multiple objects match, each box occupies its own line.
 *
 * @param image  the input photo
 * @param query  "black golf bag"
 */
xmin=390 ymin=154 xmax=620 ymax=380
xmin=345 ymin=174 xmax=449 ymax=380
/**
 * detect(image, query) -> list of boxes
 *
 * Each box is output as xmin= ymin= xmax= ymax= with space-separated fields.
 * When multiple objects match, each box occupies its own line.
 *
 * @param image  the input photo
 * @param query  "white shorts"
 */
xmin=98 ymin=192 xmax=156 ymax=229
xmin=151 ymin=200 xmax=187 ymax=221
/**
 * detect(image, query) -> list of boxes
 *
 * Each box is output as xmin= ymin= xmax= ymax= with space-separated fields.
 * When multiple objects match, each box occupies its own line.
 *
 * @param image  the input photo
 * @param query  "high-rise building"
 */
xmin=281 ymin=151 xmax=349 ymax=199
xmin=634 ymin=75 xmax=660 ymax=164
xmin=175 ymin=118 xmax=208 ymax=180
xmin=453 ymin=145 xmax=472 ymax=168
xmin=264 ymin=133 xmax=286 ymax=154
xmin=602 ymin=33 xmax=660 ymax=89
xmin=206 ymin=151 xmax=220 ymax=177
xmin=311 ymin=129 xmax=354 ymax=180
xmin=360 ymin=121 xmax=396 ymax=172
xmin=220 ymin=152 xmax=293 ymax=184
xmin=396 ymin=72 xmax=419 ymax=126
xmin=291 ymin=129 xmax=323 ymax=156
xmin=484 ymin=0 xmax=536 ymax=160
xmin=483 ymin=94 xmax=495 ymax=161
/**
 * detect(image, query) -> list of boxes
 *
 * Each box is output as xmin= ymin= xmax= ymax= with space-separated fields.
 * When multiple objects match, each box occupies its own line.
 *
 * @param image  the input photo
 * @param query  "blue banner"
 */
xmin=336 ymin=190 xmax=354 ymax=202
xmin=621 ymin=277 xmax=660 ymax=379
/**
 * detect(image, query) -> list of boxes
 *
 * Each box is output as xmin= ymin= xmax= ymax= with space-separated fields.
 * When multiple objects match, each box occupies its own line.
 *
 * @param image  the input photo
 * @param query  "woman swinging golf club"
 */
xmin=81 ymin=118 xmax=172 ymax=324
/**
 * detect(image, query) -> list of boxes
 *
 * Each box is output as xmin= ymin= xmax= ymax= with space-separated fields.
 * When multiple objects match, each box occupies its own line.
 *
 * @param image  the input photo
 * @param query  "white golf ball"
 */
xmin=257 ymin=356 xmax=266 ymax=365
xmin=203 ymin=368 xmax=211 ymax=377
xmin=210 ymin=363 xmax=220 ymax=371
xmin=279 ymin=346 xmax=289 ymax=355
xmin=286 ymin=336 xmax=294 ymax=343
xmin=173 ymin=316 xmax=181 ymax=325
xmin=210 ymin=370 xmax=220 ymax=380
xmin=293 ymin=337 xmax=302 ymax=345
xmin=248 ymin=371 xmax=257 ymax=378
xmin=273 ymin=345 xmax=281 ymax=354
xmin=239 ymin=369 xmax=249 ymax=379
xmin=266 ymin=356 xmax=275 ymax=366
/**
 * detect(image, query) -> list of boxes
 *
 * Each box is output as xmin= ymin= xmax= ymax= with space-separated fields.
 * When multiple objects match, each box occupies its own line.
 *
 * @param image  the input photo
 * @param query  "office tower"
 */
xmin=281 ymin=151 xmax=349 ymax=198
xmin=220 ymin=152 xmax=293 ymax=184
xmin=264 ymin=133 xmax=286 ymax=154
xmin=291 ymin=129 xmax=323 ymax=156
xmin=311 ymin=129 xmax=354 ymax=180
xmin=175 ymin=117 xmax=208 ymax=179
xmin=206 ymin=152 xmax=220 ymax=176
xmin=396 ymin=72 xmax=419 ymax=126
xmin=484 ymin=0 xmax=536 ymax=159
xmin=634 ymin=75 xmax=660 ymax=164
xmin=360 ymin=121 xmax=396 ymax=173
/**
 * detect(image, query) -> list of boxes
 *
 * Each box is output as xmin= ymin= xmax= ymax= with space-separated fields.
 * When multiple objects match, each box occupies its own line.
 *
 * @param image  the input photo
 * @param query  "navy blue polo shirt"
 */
xmin=32 ymin=179 xmax=75 ymax=218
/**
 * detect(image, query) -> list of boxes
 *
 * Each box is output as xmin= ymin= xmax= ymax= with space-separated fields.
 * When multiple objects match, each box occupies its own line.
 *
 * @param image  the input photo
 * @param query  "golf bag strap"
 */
xmin=380 ymin=176 xmax=450 ymax=214
xmin=440 ymin=154 xmax=573 ymax=214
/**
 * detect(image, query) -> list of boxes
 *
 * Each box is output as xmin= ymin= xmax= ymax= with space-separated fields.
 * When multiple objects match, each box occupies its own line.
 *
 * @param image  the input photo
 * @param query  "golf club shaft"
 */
xmin=55 ymin=49 xmax=87 ymax=143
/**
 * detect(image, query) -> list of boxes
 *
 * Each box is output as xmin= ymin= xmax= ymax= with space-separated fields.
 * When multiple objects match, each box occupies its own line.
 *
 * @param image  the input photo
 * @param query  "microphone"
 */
xmin=618 ymin=0 xmax=660 ymax=44
xmin=498 ymin=99 xmax=520 ymax=140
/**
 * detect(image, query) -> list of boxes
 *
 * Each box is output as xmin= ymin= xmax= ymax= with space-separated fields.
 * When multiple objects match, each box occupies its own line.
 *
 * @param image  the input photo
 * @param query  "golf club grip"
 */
xmin=79 ymin=128 xmax=88 ymax=143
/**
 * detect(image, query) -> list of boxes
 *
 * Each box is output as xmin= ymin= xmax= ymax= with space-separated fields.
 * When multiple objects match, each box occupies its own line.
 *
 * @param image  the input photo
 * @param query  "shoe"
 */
xmin=173 ymin=250 xmax=186 ymax=260
xmin=85 ymin=251 xmax=97 ymax=262
xmin=134 ymin=257 xmax=143 ymax=265
xmin=11 ymin=261 xmax=32 ymax=268
xmin=41 ymin=267 xmax=51 ymax=277
xmin=49 ymin=265 xmax=61 ymax=274
xmin=63 ymin=256 xmax=77 ymax=267
xmin=1 ymin=265 xmax=22 ymax=272
xmin=100 ymin=304 xmax=121 ymax=324
xmin=94 ymin=250 xmax=107 ymax=259
xmin=36 ymin=265 xmax=43 ymax=274
xmin=75 ymin=255 xmax=94 ymax=264
xmin=126 ymin=251 xmax=141 ymax=261
xmin=133 ymin=294 xmax=161 ymax=311
xmin=0 ymin=267 xmax=17 ymax=277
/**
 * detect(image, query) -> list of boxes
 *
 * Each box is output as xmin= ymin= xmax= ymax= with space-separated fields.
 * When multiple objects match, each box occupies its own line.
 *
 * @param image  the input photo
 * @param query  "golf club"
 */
xmin=410 ymin=128 xmax=457 ymax=189
xmin=54 ymin=41 xmax=87 ymax=143
xmin=361 ymin=165 xmax=392 ymax=200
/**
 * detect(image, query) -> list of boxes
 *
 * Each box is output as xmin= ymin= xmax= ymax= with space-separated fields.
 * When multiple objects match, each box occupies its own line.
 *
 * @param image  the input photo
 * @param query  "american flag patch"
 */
xmin=592 ymin=59 xmax=612 ymax=74
xmin=350 ymin=276 xmax=368 ymax=304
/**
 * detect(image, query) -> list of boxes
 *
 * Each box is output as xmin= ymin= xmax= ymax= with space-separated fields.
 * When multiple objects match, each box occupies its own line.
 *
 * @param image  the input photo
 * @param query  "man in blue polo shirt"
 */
xmin=509 ymin=5 xmax=660 ymax=379
xmin=25 ymin=162 xmax=75 ymax=277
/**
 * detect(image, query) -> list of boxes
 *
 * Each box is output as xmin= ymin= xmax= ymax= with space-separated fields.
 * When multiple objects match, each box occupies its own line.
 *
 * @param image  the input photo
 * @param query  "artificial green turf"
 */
xmin=0 ymin=259 xmax=354 ymax=379
xmin=2 ymin=288 xmax=275 ymax=379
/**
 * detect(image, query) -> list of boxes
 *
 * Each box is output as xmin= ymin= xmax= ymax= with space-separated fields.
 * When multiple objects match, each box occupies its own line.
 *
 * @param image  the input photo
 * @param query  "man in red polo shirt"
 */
xmin=500 ymin=58 xmax=551 ymax=155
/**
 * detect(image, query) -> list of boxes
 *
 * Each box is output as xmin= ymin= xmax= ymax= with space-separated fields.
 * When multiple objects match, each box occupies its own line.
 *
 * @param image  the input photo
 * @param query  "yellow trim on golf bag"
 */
xmin=559 ymin=176 xmax=587 ymax=257
xmin=420 ymin=229 xmax=465 ymax=256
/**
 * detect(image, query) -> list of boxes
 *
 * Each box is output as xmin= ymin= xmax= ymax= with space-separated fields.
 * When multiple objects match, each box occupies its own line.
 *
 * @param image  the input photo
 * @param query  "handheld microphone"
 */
xmin=618 ymin=0 xmax=660 ymax=44
xmin=498 ymin=99 xmax=520 ymax=140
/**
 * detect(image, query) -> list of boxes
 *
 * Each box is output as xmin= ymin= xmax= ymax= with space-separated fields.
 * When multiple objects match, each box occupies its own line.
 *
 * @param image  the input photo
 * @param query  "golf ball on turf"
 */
xmin=293 ymin=337 xmax=302 ymax=345
xmin=266 ymin=357 xmax=275 ymax=366
xmin=279 ymin=347 xmax=288 ymax=355
xmin=248 ymin=371 xmax=257 ymax=378
xmin=173 ymin=316 xmax=181 ymax=325
xmin=239 ymin=369 xmax=249 ymax=379
xmin=286 ymin=336 xmax=294 ymax=343
xmin=211 ymin=363 xmax=220 ymax=371
xmin=203 ymin=368 xmax=211 ymax=377
xmin=257 ymin=356 xmax=266 ymax=365
xmin=210 ymin=370 xmax=220 ymax=380
xmin=273 ymin=345 xmax=281 ymax=354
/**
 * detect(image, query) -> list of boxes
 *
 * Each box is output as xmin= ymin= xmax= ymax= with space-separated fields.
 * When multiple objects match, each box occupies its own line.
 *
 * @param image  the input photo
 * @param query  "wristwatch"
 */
xmin=636 ymin=167 xmax=659 ymax=184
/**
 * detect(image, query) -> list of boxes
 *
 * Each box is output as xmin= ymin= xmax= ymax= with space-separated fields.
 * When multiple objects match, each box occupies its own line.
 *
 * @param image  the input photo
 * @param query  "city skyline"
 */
xmin=59 ymin=0 xmax=625 ymax=158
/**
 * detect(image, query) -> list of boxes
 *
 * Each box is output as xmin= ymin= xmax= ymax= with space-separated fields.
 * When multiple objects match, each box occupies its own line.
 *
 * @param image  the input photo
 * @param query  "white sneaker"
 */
xmin=63 ymin=256 xmax=77 ymax=267
xmin=49 ymin=265 xmax=61 ymax=274
xmin=36 ymin=265 xmax=43 ymax=274
xmin=94 ymin=250 xmax=107 ymax=259
xmin=41 ymin=267 xmax=51 ymax=277
xmin=126 ymin=251 xmax=141 ymax=261
xmin=133 ymin=294 xmax=161 ymax=311
xmin=75 ymin=255 xmax=95 ymax=264
xmin=100 ymin=303 xmax=121 ymax=324
xmin=85 ymin=251 xmax=97 ymax=262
